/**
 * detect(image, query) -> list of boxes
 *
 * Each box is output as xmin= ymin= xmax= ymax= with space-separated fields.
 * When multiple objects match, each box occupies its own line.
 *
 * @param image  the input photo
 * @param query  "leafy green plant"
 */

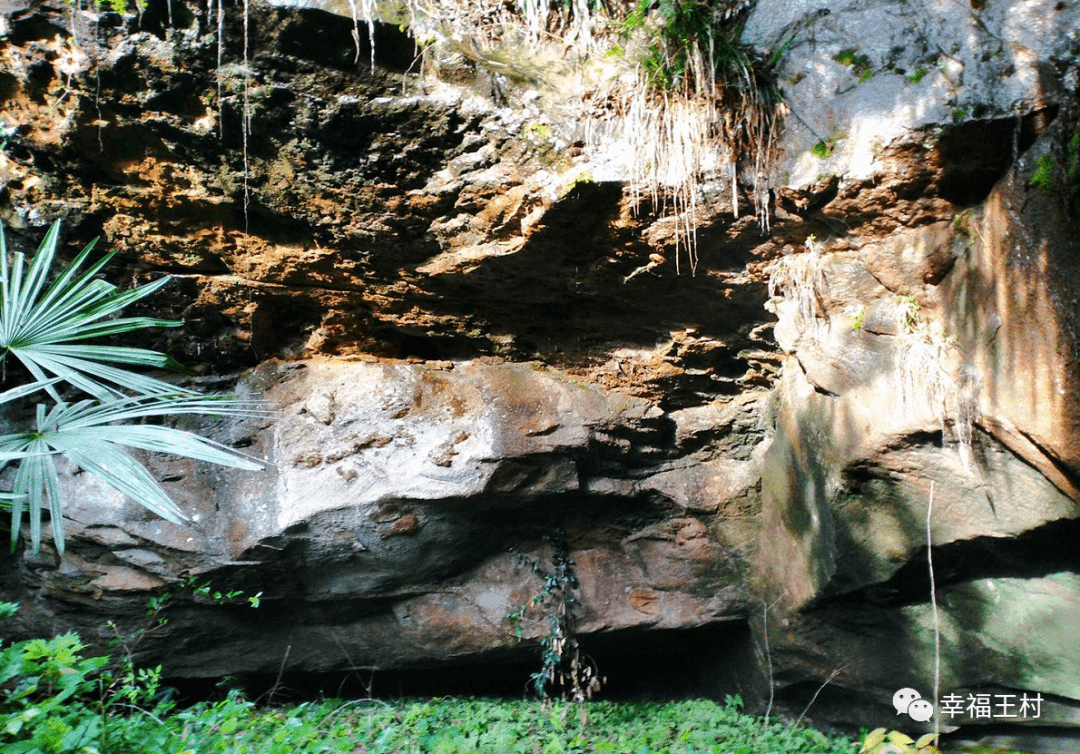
xmin=0 ymin=603 xmax=110 ymax=754
xmin=0 ymin=600 xmax=183 ymax=754
xmin=851 ymin=306 xmax=866 ymax=331
xmin=907 ymin=67 xmax=929 ymax=84
xmin=0 ymin=220 xmax=265 ymax=554
xmin=180 ymin=576 xmax=262 ymax=607
xmin=0 ymin=618 xmax=856 ymax=754
xmin=63 ymin=0 xmax=145 ymax=12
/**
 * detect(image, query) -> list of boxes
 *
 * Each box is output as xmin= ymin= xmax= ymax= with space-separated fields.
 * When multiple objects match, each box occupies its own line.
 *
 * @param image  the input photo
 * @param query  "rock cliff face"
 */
xmin=2 ymin=0 xmax=1079 ymax=745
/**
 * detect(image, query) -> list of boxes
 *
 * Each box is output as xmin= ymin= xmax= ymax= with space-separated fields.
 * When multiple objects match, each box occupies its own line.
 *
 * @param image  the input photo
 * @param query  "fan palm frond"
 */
xmin=0 ymin=220 xmax=193 ymax=402
xmin=0 ymin=221 xmax=268 ymax=554
xmin=0 ymin=395 xmax=264 ymax=553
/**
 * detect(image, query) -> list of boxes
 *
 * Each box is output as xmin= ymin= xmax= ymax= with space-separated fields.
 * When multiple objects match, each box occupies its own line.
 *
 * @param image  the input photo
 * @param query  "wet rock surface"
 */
xmin=1 ymin=0 xmax=1080 ymax=746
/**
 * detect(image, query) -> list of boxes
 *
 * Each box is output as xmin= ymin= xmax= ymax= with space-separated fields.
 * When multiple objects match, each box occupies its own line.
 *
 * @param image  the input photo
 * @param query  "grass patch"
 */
xmin=0 ymin=600 xmax=1040 ymax=754
xmin=833 ymin=48 xmax=873 ymax=81
xmin=0 ymin=604 xmax=852 ymax=753
xmin=23 ymin=695 xmax=858 ymax=754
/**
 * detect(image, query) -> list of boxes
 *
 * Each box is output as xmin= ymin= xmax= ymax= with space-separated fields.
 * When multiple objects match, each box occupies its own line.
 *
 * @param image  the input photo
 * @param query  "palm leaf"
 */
xmin=0 ymin=378 xmax=63 ymax=462
xmin=0 ymin=221 xmax=269 ymax=555
xmin=0 ymin=220 xmax=187 ymax=401
xmin=0 ymin=376 xmax=63 ymax=406
xmin=49 ymin=393 xmax=268 ymax=427
xmin=22 ymin=349 xmax=195 ymax=398
xmin=2 ymin=396 xmax=266 ymax=553
xmin=46 ymin=424 xmax=263 ymax=472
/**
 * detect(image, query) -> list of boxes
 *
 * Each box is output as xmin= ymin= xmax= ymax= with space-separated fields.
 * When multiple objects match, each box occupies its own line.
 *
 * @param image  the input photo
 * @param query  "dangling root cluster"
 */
xmin=389 ymin=0 xmax=784 ymax=275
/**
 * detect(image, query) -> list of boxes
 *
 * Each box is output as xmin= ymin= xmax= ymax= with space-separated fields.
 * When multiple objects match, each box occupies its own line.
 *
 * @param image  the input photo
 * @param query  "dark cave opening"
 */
xmin=162 ymin=621 xmax=762 ymax=707
xmin=935 ymin=107 xmax=1059 ymax=206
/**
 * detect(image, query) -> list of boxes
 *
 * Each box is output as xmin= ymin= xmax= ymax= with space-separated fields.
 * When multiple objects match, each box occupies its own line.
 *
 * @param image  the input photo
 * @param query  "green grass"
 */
xmin=63 ymin=696 xmax=856 ymax=754
xmin=2 ymin=602 xmax=854 ymax=753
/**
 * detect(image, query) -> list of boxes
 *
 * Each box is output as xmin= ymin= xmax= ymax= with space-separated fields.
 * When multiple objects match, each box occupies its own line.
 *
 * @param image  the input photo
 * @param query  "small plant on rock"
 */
xmin=834 ymin=48 xmax=873 ymax=82
xmin=1029 ymin=154 xmax=1055 ymax=194
xmin=812 ymin=138 xmax=837 ymax=159
xmin=508 ymin=532 xmax=604 ymax=702
xmin=850 ymin=306 xmax=866 ymax=331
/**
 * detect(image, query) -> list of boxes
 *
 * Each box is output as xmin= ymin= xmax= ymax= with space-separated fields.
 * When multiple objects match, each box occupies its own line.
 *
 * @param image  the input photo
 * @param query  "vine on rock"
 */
xmin=507 ymin=532 xmax=604 ymax=702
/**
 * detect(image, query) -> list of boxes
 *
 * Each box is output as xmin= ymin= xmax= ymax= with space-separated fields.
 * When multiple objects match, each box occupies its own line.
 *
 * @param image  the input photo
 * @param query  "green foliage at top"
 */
xmin=61 ymin=0 xmax=145 ymax=14
xmin=0 ymin=221 xmax=264 ymax=554
xmin=618 ymin=0 xmax=753 ymax=94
